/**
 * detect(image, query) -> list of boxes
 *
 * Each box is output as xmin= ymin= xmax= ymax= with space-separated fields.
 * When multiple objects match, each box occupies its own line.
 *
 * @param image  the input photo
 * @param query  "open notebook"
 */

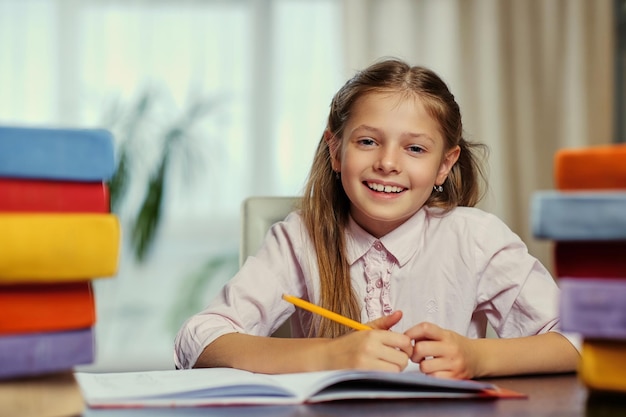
xmin=76 ymin=367 xmax=524 ymax=408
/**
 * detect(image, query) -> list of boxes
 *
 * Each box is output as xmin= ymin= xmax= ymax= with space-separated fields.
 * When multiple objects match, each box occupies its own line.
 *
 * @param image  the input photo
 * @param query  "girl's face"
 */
xmin=327 ymin=91 xmax=459 ymax=238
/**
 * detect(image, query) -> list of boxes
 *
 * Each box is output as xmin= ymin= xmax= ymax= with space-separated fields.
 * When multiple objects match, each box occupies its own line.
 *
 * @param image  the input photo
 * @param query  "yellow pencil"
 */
xmin=282 ymin=294 xmax=372 ymax=331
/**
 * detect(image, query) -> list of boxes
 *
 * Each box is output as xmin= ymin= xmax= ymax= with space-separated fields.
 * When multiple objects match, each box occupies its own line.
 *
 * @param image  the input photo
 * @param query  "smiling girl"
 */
xmin=175 ymin=58 xmax=579 ymax=379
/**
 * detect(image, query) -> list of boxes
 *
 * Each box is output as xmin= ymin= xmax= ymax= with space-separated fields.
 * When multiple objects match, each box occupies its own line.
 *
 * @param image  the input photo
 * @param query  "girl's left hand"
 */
xmin=404 ymin=322 xmax=479 ymax=380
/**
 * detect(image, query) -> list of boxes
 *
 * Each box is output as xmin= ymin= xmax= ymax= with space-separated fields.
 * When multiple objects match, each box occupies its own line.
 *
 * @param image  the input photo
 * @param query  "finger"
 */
xmin=380 ymin=331 xmax=413 ymax=357
xmin=411 ymin=340 xmax=447 ymax=362
xmin=339 ymin=331 xmax=409 ymax=372
xmin=420 ymin=358 xmax=467 ymax=380
xmin=404 ymin=321 xmax=444 ymax=341
xmin=379 ymin=348 xmax=409 ymax=371
xmin=368 ymin=310 xmax=403 ymax=331
xmin=372 ymin=333 xmax=411 ymax=371
xmin=424 ymin=369 xmax=458 ymax=380
xmin=416 ymin=355 xmax=447 ymax=375
xmin=369 ymin=356 xmax=409 ymax=372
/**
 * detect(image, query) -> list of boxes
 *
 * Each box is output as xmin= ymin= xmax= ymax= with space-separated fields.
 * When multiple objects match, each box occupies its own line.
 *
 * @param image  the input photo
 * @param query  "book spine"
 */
xmin=531 ymin=191 xmax=626 ymax=240
xmin=554 ymin=241 xmax=626 ymax=278
xmin=559 ymin=278 xmax=626 ymax=339
xmin=0 ymin=282 xmax=95 ymax=334
xmin=579 ymin=339 xmax=626 ymax=393
xmin=555 ymin=144 xmax=626 ymax=191
xmin=0 ymin=214 xmax=120 ymax=283
xmin=0 ymin=179 xmax=110 ymax=213
xmin=0 ymin=372 xmax=85 ymax=417
xmin=0 ymin=126 xmax=115 ymax=181
xmin=0 ymin=328 xmax=94 ymax=380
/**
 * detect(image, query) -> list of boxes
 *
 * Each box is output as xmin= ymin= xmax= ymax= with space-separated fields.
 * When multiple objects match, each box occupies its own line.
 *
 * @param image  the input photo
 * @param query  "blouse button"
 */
xmin=375 ymin=278 xmax=383 ymax=288
xmin=374 ymin=241 xmax=382 ymax=250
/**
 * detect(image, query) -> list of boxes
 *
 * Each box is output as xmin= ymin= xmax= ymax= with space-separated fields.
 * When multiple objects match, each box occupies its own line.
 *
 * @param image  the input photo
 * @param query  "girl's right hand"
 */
xmin=324 ymin=311 xmax=412 ymax=372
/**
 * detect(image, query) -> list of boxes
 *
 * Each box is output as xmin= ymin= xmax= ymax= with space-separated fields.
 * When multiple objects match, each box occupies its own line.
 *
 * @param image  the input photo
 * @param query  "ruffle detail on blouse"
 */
xmin=363 ymin=240 xmax=396 ymax=321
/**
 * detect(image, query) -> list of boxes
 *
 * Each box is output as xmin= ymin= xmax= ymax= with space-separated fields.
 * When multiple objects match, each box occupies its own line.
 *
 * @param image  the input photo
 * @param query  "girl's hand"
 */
xmin=404 ymin=322 xmax=479 ymax=379
xmin=325 ymin=311 xmax=413 ymax=372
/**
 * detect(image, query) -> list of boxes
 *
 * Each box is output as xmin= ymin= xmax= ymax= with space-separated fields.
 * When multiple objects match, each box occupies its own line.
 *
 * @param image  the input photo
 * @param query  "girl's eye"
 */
xmin=408 ymin=145 xmax=425 ymax=154
xmin=358 ymin=138 xmax=376 ymax=146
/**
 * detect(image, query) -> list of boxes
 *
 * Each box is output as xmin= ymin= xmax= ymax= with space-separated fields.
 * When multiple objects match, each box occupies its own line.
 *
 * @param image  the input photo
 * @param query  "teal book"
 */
xmin=531 ymin=191 xmax=626 ymax=241
xmin=0 ymin=126 xmax=115 ymax=181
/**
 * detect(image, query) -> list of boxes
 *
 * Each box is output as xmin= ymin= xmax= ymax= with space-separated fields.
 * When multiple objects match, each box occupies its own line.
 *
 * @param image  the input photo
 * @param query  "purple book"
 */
xmin=0 ymin=327 xmax=94 ymax=379
xmin=559 ymin=278 xmax=626 ymax=340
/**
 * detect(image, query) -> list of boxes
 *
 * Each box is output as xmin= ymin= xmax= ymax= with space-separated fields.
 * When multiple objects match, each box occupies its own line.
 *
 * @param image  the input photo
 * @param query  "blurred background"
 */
xmin=0 ymin=0 xmax=623 ymax=371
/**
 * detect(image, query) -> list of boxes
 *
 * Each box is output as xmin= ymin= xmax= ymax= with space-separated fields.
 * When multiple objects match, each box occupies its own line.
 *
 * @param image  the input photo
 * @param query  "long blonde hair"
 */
xmin=301 ymin=58 xmax=487 ymax=337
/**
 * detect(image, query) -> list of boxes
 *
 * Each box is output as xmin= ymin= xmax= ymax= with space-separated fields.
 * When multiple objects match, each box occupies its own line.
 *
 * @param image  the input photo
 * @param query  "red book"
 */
xmin=0 ymin=178 xmax=109 ymax=213
xmin=554 ymin=241 xmax=626 ymax=278
xmin=0 ymin=282 xmax=95 ymax=334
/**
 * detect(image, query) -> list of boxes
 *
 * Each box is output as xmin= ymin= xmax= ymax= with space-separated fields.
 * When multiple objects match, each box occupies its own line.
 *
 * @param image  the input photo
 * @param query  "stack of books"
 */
xmin=531 ymin=143 xmax=626 ymax=394
xmin=0 ymin=126 xmax=120 ymax=381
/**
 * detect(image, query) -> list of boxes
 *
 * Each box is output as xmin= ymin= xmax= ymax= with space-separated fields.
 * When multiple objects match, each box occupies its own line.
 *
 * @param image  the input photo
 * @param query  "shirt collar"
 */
xmin=345 ymin=208 xmax=429 ymax=267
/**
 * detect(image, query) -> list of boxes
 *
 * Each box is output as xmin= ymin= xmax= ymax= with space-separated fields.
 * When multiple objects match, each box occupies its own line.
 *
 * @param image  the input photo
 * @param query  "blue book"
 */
xmin=0 ymin=328 xmax=94 ymax=379
xmin=559 ymin=278 xmax=626 ymax=340
xmin=531 ymin=191 xmax=626 ymax=240
xmin=0 ymin=126 xmax=115 ymax=181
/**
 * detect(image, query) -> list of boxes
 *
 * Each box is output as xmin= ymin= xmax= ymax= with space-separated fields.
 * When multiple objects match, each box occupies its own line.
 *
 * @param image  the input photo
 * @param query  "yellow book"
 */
xmin=579 ymin=340 xmax=626 ymax=393
xmin=0 ymin=214 xmax=120 ymax=283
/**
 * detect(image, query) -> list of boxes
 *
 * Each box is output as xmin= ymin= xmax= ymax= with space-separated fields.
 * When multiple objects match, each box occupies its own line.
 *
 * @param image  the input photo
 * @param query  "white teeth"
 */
xmin=367 ymin=182 xmax=404 ymax=193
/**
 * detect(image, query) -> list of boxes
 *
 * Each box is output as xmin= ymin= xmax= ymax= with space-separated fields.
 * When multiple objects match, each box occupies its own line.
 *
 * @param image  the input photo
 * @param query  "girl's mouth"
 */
xmin=365 ymin=181 xmax=405 ymax=194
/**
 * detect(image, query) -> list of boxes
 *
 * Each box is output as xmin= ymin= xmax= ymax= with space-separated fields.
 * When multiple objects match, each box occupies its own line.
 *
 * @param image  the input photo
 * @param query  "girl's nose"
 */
xmin=375 ymin=148 xmax=400 ymax=174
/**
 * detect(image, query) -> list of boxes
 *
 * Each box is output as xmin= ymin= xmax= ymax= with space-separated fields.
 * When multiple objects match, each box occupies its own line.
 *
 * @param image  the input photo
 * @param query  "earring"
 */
xmin=433 ymin=185 xmax=443 ymax=193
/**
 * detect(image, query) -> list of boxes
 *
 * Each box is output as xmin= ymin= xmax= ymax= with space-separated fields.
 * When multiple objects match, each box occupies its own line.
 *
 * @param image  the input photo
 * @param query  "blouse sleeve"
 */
xmin=174 ymin=212 xmax=310 ymax=369
xmin=473 ymin=213 xmax=576 ymax=343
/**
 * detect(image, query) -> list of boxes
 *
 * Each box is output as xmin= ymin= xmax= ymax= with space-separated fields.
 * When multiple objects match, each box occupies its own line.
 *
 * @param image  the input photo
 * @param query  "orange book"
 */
xmin=554 ymin=143 xmax=626 ymax=190
xmin=0 ymin=282 xmax=95 ymax=334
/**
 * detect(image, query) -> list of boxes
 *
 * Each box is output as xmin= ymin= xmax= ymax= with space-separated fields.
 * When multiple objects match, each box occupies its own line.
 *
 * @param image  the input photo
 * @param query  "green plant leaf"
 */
xmin=130 ymin=154 xmax=168 ymax=262
xmin=107 ymin=90 xmax=155 ymax=213
xmin=107 ymin=88 xmax=220 ymax=263
xmin=108 ymin=148 xmax=129 ymax=212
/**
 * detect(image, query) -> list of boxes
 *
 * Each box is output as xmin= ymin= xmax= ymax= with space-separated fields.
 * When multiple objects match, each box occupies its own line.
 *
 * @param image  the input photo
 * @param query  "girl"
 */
xmin=175 ymin=58 xmax=579 ymax=379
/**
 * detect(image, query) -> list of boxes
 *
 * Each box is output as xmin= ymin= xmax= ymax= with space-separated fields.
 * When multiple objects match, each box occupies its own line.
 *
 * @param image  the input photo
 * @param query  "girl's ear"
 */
xmin=324 ymin=129 xmax=341 ymax=172
xmin=435 ymin=145 xmax=460 ymax=185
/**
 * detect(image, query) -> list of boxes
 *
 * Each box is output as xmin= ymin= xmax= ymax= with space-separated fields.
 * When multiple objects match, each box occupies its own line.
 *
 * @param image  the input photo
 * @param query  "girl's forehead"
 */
xmin=353 ymin=90 xmax=428 ymax=111
xmin=350 ymin=90 xmax=434 ymax=120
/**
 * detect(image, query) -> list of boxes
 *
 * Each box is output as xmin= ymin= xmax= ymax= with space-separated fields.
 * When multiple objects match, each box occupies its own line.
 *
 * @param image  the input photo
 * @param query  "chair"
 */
xmin=240 ymin=196 xmax=299 ymax=337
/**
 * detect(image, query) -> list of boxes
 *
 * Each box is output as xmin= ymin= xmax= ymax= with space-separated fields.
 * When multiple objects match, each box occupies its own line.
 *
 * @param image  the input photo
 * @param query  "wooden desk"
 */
xmin=79 ymin=373 xmax=626 ymax=417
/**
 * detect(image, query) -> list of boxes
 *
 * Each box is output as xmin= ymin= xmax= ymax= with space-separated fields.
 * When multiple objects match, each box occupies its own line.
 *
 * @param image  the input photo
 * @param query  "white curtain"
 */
xmin=341 ymin=0 xmax=614 ymax=270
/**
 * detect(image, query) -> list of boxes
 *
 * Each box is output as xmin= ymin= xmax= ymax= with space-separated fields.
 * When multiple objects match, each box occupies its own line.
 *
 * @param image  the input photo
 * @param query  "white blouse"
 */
xmin=175 ymin=206 xmax=574 ymax=369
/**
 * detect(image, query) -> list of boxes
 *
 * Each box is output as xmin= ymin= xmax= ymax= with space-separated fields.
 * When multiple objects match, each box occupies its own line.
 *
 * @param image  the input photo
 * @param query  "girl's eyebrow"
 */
xmin=351 ymin=124 xmax=435 ymax=144
xmin=351 ymin=124 xmax=380 ymax=134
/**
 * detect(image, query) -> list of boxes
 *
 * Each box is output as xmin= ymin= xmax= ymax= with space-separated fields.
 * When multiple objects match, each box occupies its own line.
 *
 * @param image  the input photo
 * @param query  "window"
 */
xmin=0 ymin=0 xmax=342 ymax=370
